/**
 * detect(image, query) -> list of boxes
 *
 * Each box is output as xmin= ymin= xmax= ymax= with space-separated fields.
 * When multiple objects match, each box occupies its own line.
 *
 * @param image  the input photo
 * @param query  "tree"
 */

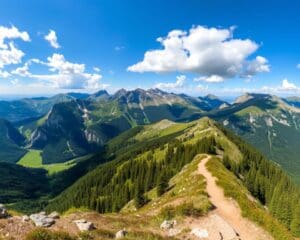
xmin=134 ymin=183 xmax=146 ymax=209
xmin=156 ymin=171 xmax=169 ymax=196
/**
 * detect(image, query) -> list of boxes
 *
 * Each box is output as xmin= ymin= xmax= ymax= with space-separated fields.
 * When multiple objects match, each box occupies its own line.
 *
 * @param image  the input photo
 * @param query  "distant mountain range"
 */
xmin=0 ymin=88 xmax=300 ymax=183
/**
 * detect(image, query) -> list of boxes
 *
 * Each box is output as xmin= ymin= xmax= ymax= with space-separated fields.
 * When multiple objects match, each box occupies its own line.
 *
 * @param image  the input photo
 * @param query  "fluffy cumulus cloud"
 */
xmin=31 ymin=54 xmax=103 ymax=89
xmin=154 ymin=75 xmax=186 ymax=89
xmin=194 ymin=75 xmax=224 ymax=83
xmin=0 ymin=26 xmax=30 ymax=69
xmin=280 ymin=79 xmax=298 ymax=91
xmin=243 ymin=56 xmax=270 ymax=78
xmin=44 ymin=30 xmax=60 ymax=49
xmin=128 ymin=25 xmax=269 ymax=82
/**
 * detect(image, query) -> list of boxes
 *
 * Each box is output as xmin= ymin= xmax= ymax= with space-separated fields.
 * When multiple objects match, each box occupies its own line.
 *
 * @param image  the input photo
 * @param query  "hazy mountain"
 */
xmin=0 ymin=94 xmax=77 ymax=122
xmin=284 ymin=96 xmax=300 ymax=108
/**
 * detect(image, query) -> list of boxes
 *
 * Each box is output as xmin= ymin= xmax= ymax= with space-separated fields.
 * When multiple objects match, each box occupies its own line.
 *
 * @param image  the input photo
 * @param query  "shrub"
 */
xmin=25 ymin=228 xmax=75 ymax=240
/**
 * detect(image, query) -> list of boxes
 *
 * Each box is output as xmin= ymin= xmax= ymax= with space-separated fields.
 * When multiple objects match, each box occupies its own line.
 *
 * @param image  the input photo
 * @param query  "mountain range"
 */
xmin=1 ymin=88 xmax=300 ymax=183
xmin=0 ymin=89 xmax=300 ymax=239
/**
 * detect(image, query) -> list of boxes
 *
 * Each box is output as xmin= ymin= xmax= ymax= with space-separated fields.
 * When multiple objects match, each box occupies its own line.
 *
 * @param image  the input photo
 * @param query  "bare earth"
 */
xmin=198 ymin=156 xmax=272 ymax=240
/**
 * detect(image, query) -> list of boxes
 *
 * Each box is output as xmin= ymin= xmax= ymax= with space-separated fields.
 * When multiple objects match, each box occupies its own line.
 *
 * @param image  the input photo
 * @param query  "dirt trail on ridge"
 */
xmin=197 ymin=156 xmax=272 ymax=240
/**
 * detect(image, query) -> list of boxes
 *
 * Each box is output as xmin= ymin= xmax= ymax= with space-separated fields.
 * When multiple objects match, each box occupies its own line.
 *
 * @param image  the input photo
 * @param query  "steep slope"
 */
xmin=211 ymin=93 xmax=300 ymax=183
xmin=22 ymin=88 xmax=210 ymax=163
xmin=284 ymin=96 xmax=300 ymax=108
xmin=0 ymin=94 xmax=76 ymax=122
xmin=0 ymin=162 xmax=49 ymax=203
xmin=0 ymin=119 xmax=27 ymax=163
xmin=200 ymin=94 xmax=230 ymax=110
xmin=109 ymin=88 xmax=206 ymax=124
xmin=45 ymin=117 xmax=300 ymax=239
xmin=28 ymin=101 xmax=93 ymax=164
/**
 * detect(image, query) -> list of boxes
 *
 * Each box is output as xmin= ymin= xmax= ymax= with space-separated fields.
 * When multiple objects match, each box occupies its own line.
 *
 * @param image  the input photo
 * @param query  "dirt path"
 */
xmin=198 ymin=156 xmax=272 ymax=240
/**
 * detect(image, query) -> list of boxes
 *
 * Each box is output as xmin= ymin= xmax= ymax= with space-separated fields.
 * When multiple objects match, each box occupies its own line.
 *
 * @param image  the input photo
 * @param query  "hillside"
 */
xmin=0 ymin=94 xmax=78 ymax=122
xmin=211 ymin=93 xmax=300 ymax=183
xmin=43 ymin=117 xmax=300 ymax=239
xmin=18 ymin=89 xmax=223 ymax=163
xmin=0 ymin=162 xmax=48 ymax=204
xmin=0 ymin=119 xmax=27 ymax=163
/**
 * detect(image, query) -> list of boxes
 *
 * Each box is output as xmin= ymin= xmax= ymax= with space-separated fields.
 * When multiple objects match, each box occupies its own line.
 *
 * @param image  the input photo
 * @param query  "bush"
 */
xmin=159 ymin=206 xmax=176 ymax=220
xmin=25 ymin=228 xmax=75 ymax=240
xmin=175 ymin=202 xmax=202 ymax=217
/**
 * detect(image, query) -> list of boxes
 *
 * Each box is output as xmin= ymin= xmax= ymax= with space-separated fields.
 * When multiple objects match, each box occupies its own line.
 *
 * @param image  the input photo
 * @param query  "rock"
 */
xmin=190 ymin=228 xmax=209 ymax=238
xmin=22 ymin=215 xmax=30 ymax=222
xmin=0 ymin=204 xmax=8 ymax=218
xmin=29 ymin=212 xmax=55 ymax=227
xmin=48 ymin=211 xmax=60 ymax=219
xmin=160 ymin=220 xmax=177 ymax=230
xmin=115 ymin=229 xmax=128 ymax=239
xmin=73 ymin=219 xmax=94 ymax=231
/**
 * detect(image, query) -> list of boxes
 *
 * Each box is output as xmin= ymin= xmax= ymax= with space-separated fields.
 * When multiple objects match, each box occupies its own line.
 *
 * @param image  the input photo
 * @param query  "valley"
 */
xmin=0 ymin=90 xmax=300 ymax=239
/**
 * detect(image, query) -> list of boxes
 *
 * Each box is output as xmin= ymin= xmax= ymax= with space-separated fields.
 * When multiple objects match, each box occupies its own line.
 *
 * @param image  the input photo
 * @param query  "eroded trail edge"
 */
xmin=198 ymin=156 xmax=272 ymax=240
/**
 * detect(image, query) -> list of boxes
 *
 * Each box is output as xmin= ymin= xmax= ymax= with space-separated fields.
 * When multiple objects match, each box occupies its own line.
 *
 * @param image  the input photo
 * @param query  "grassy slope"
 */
xmin=17 ymin=149 xmax=86 ymax=175
xmin=207 ymin=157 xmax=294 ymax=240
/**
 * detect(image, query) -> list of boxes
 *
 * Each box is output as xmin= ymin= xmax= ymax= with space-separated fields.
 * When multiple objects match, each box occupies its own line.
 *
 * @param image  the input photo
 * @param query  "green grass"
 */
xmin=235 ymin=106 xmax=265 ymax=116
xmin=17 ymin=149 xmax=77 ymax=175
xmin=206 ymin=157 xmax=294 ymax=240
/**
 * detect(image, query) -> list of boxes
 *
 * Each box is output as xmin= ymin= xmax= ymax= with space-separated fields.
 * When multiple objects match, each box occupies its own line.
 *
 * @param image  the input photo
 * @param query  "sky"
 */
xmin=0 ymin=0 xmax=300 ymax=97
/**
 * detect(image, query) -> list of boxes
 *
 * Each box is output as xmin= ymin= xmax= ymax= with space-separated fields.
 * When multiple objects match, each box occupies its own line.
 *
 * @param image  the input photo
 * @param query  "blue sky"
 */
xmin=0 ymin=0 xmax=299 ymax=97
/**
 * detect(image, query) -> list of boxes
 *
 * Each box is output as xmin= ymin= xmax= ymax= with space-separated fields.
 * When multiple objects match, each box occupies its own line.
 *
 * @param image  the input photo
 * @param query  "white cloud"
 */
xmin=0 ymin=25 xmax=30 ymax=49
xmin=114 ymin=46 xmax=125 ymax=51
xmin=154 ymin=75 xmax=186 ymax=90
xmin=31 ymin=53 xmax=103 ymax=89
xmin=194 ymin=75 xmax=224 ymax=83
xmin=0 ymin=70 xmax=10 ymax=78
xmin=44 ymin=30 xmax=60 ymax=49
xmin=243 ymin=56 xmax=270 ymax=78
xmin=281 ymin=78 xmax=298 ymax=91
xmin=11 ymin=63 xmax=30 ymax=76
xmin=10 ymin=78 xmax=19 ymax=86
xmin=196 ymin=84 xmax=208 ymax=91
xmin=0 ymin=26 xmax=30 ymax=69
xmin=128 ymin=25 xmax=269 ymax=81
xmin=93 ymin=67 xmax=101 ymax=72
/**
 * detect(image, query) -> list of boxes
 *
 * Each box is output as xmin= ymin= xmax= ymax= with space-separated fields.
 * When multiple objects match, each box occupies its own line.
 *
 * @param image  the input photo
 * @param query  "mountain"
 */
xmin=21 ymin=88 xmax=210 ymax=163
xmin=27 ymin=101 xmax=94 ymax=164
xmin=0 ymin=119 xmax=27 ymax=163
xmin=0 ymin=94 xmax=76 ymax=122
xmin=212 ymin=93 xmax=300 ymax=183
xmin=200 ymin=94 xmax=230 ymax=109
xmin=88 ymin=89 xmax=110 ymax=101
xmin=284 ymin=96 xmax=300 ymax=108
xmin=45 ymin=117 xmax=300 ymax=239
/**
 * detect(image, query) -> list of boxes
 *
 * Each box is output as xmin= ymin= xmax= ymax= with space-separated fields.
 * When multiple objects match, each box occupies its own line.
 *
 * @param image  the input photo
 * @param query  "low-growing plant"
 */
xmin=25 ymin=228 xmax=75 ymax=240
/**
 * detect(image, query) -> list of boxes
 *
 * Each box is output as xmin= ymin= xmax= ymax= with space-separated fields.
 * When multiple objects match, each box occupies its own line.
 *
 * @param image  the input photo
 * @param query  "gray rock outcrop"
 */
xmin=29 ymin=212 xmax=55 ymax=227
xmin=0 ymin=204 xmax=8 ymax=218
xmin=115 ymin=229 xmax=128 ymax=239
xmin=73 ymin=219 xmax=94 ymax=231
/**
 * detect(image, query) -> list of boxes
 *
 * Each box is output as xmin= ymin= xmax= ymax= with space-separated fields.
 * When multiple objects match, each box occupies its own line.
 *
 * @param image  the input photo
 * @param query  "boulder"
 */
xmin=0 ymin=204 xmax=8 ymax=218
xmin=160 ymin=220 xmax=177 ymax=230
xmin=29 ymin=212 xmax=55 ymax=227
xmin=191 ymin=228 xmax=209 ymax=238
xmin=48 ymin=211 xmax=60 ymax=219
xmin=115 ymin=229 xmax=128 ymax=239
xmin=22 ymin=215 xmax=30 ymax=222
xmin=73 ymin=219 xmax=94 ymax=231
